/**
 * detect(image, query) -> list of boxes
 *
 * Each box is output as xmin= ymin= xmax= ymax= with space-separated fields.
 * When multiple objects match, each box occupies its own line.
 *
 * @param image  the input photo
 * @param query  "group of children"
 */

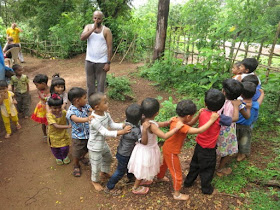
xmin=0 ymin=57 xmax=264 ymax=201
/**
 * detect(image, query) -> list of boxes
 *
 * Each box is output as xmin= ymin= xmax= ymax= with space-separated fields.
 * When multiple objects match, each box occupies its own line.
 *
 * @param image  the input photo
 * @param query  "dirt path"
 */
xmin=0 ymin=54 xmax=241 ymax=209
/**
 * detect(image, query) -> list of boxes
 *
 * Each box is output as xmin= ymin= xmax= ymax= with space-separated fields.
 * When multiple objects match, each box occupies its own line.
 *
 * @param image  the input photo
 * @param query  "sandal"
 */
xmin=56 ymin=159 xmax=63 ymax=165
xmin=73 ymin=167 xmax=81 ymax=177
xmin=173 ymin=193 xmax=190 ymax=201
xmin=63 ymin=156 xmax=71 ymax=164
xmin=132 ymin=186 xmax=149 ymax=195
xmin=104 ymin=186 xmax=122 ymax=196
xmin=140 ymin=180 xmax=153 ymax=186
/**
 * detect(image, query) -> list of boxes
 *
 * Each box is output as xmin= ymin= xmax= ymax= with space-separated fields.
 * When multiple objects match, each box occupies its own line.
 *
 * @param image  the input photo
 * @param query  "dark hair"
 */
xmin=241 ymin=82 xmax=256 ymax=99
xmin=241 ymin=75 xmax=259 ymax=86
xmin=141 ymin=98 xmax=160 ymax=118
xmin=222 ymin=79 xmax=243 ymax=100
xmin=125 ymin=104 xmax=142 ymax=125
xmin=205 ymin=89 xmax=225 ymax=111
xmin=33 ymin=74 xmax=48 ymax=84
xmin=241 ymin=58 xmax=258 ymax=73
xmin=176 ymin=100 xmax=197 ymax=117
xmin=68 ymin=87 xmax=87 ymax=103
xmin=48 ymin=93 xmax=63 ymax=107
xmin=88 ymin=92 xmax=104 ymax=109
xmin=12 ymin=64 xmax=22 ymax=72
xmin=0 ymin=80 xmax=8 ymax=89
xmin=50 ymin=73 xmax=66 ymax=94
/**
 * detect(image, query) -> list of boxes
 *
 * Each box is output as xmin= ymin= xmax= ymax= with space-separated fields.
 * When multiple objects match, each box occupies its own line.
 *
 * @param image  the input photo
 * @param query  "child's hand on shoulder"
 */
xmin=199 ymin=108 xmax=205 ymax=115
xmin=231 ymin=99 xmax=242 ymax=107
xmin=142 ymin=121 xmax=151 ymax=130
xmin=245 ymin=101 xmax=252 ymax=109
xmin=210 ymin=112 xmax=219 ymax=121
xmin=13 ymin=99 xmax=17 ymax=104
xmin=88 ymin=115 xmax=94 ymax=122
xmin=123 ymin=125 xmax=132 ymax=133
xmin=68 ymin=124 xmax=72 ymax=129
xmin=175 ymin=120 xmax=184 ymax=130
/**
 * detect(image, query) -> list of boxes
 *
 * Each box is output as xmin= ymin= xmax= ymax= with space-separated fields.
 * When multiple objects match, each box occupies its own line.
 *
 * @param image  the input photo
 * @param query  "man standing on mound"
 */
xmin=80 ymin=11 xmax=112 ymax=97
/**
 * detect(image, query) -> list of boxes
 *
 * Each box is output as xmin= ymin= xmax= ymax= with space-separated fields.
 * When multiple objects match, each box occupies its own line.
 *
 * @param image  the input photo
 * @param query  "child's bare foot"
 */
xmin=173 ymin=193 xmax=189 ymax=201
xmin=157 ymin=176 xmax=170 ymax=182
xmin=216 ymin=167 xmax=232 ymax=177
xmin=237 ymin=153 xmax=246 ymax=162
xmin=16 ymin=124 xmax=21 ymax=130
xmin=5 ymin=133 xmax=11 ymax=139
xmin=91 ymin=181 xmax=104 ymax=191
xmin=211 ymin=189 xmax=218 ymax=195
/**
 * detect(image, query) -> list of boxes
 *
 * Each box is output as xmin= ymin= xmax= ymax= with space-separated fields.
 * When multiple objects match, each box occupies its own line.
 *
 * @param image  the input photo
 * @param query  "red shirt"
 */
xmin=163 ymin=117 xmax=190 ymax=154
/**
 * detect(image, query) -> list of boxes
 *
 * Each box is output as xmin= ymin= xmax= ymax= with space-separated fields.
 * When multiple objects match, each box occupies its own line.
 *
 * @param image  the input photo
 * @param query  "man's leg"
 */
xmin=85 ymin=61 xmax=96 ymax=97
xmin=95 ymin=63 xmax=106 ymax=93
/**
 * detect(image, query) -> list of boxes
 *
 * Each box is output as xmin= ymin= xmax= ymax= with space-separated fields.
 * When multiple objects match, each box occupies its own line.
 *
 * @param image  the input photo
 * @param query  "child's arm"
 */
xmin=62 ymin=103 xmax=67 ymax=110
xmin=257 ymin=89 xmax=265 ymax=106
xmin=231 ymin=100 xmax=242 ymax=122
xmin=91 ymin=119 xmax=131 ymax=137
xmin=140 ymin=121 xmax=150 ymax=145
xmin=27 ymin=83 xmax=30 ymax=93
xmin=240 ymin=101 xmax=252 ymax=119
xmin=187 ymin=108 xmax=204 ymax=126
xmin=157 ymin=120 xmax=170 ymax=128
xmin=12 ymin=96 xmax=17 ymax=105
xmin=188 ymin=112 xmax=219 ymax=134
xmin=70 ymin=114 xmax=94 ymax=123
xmin=0 ymin=92 xmax=4 ymax=105
xmin=150 ymin=120 xmax=183 ymax=140
xmin=51 ymin=123 xmax=71 ymax=129
xmin=37 ymin=90 xmax=47 ymax=101
xmin=107 ymin=113 xmax=126 ymax=130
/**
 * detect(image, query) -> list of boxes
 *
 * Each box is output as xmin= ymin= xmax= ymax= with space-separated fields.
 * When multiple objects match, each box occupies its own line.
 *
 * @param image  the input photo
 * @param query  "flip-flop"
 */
xmin=140 ymin=180 xmax=153 ymax=186
xmin=73 ymin=167 xmax=81 ymax=177
xmin=132 ymin=186 xmax=149 ymax=195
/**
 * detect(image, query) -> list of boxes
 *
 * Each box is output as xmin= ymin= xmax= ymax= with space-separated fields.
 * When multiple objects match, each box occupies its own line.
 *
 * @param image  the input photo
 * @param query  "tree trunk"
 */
xmin=152 ymin=0 xmax=170 ymax=61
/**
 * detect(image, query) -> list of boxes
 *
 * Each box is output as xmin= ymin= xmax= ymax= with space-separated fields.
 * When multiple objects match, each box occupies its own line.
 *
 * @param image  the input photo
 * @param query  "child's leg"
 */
xmin=15 ymin=93 xmax=23 ymax=114
xmin=22 ymin=93 xmax=31 ymax=118
xmin=184 ymin=144 xmax=200 ymax=187
xmin=100 ymin=143 xmax=113 ymax=177
xmin=60 ymin=146 xmax=70 ymax=160
xmin=236 ymin=125 xmax=252 ymax=161
xmin=157 ymin=155 xmax=168 ymax=180
xmin=51 ymin=147 xmax=63 ymax=160
xmin=2 ymin=114 xmax=12 ymax=138
xmin=89 ymin=149 xmax=104 ymax=191
xmin=217 ymin=156 xmax=232 ymax=172
xmin=42 ymin=124 xmax=47 ymax=136
xmin=11 ymin=115 xmax=21 ymax=129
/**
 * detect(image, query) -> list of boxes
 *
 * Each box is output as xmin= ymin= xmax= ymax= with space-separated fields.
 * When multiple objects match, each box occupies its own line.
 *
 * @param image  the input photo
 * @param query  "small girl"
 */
xmin=47 ymin=73 xmax=67 ymax=112
xmin=232 ymin=62 xmax=242 ymax=80
xmin=46 ymin=93 xmax=71 ymax=165
xmin=128 ymin=98 xmax=183 ymax=195
xmin=0 ymin=80 xmax=21 ymax=138
xmin=31 ymin=74 xmax=50 ymax=139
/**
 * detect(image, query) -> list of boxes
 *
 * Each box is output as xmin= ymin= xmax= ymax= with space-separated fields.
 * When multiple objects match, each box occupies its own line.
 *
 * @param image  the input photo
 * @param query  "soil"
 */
xmin=0 ymin=54 xmax=275 ymax=209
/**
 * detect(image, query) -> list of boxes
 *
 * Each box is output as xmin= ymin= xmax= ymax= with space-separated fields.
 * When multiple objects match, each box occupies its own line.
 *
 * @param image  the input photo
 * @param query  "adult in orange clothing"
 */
xmin=157 ymin=100 xmax=219 ymax=200
xmin=6 ymin=23 xmax=24 ymax=63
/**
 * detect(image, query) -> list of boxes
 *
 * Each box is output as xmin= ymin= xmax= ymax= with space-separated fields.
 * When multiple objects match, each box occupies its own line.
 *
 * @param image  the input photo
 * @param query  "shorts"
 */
xmin=72 ymin=138 xmax=88 ymax=158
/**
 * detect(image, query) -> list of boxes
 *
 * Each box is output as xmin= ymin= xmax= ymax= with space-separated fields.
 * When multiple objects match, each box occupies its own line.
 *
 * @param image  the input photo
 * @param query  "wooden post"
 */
xmin=183 ymin=30 xmax=186 ymax=63
xmin=228 ymin=35 xmax=237 ymax=71
xmin=244 ymin=43 xmax=249 ymax=58
xmin=191 ymin=41 xmax=194 ymax=64
xmin=231 ymin=38 xmax=243 ymax=69
xmin=186 ymin=35 xmax=190 ymax=64
xmin=257 ymin=39 xmax=265 ymax=61
xmin=111 ymin=37 xmax=124 ymax=61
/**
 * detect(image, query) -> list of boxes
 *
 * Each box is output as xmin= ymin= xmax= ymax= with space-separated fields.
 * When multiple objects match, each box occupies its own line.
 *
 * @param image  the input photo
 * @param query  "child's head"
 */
xmin=88 ymin=92 xmax=108 ymax=112
xmin=48 ymin=93 xmax=63 ymax=115
xmin=241 ymin=75 xmax=259 ymax=86
xmin=141 ymin=98 xmax=160 ymax=118
xmin=0 ymin=80 xmax=8 ymax=91
xmin=176 ymin=100 xmax=197 ymax=122
xmin=50 ymin=73 xmax=66 ymax=94
xmin=33 ymin=74 xmax=48 ymax=90
xmin=205 ymin=89 xmax=225 ymax=111
xmin=240 ymin=58 xmax=258 ymax=73
xmin=241 ymin=82 xmax=256 ymax=99
xmin=222 ymin=79 xmax=243 ymax=100
xmin=125 ymin=104 xmax=142 ymax=125
xmin=12 ymin=64 xmax=23 ymax=76
xmin=232 ymin=62 xmax=242 ymax=75
xmin=68 ymin=87 xmax=87 ymax=106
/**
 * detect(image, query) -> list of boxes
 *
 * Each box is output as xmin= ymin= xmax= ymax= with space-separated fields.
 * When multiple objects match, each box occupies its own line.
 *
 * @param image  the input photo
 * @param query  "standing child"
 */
xmin=10 ymin=64 xmax=31 ymax=119
xmin=87 ymin=93 xmax=132 ymax=191
xmin=231 ymin=62 xmax=242 ymax=80
xmin=157 ymin=100 xmax=219 ymax=200
xmin=31 ymin=74 xmax=50 ymax=139
xmin=66 ymin=87 xmax=93 ymax=177
xmin=0 ymin=80 xmax=21 ymax=138
xmin=46 ymin=93 xmax=71 ymax=165
xmin=184 ymin=89 xmax=232 ymax=195
xmin=128 ymin=97 xmax=183 ymax=195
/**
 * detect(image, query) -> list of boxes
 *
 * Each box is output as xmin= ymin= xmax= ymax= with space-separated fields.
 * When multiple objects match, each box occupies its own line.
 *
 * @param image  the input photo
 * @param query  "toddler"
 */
xmin=46 ymin=93 xmax=71 ymax=165
xmin=0 ymin=80 xmax=21 ymax=138
xmin=87 ymin=92 xmax=131 ymax=191
xmin=10 ymin=64 xmax=31 ymax=119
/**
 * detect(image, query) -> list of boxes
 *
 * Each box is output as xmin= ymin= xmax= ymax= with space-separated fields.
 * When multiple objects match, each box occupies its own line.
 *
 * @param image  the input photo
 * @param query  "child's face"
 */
xmin=54 ymin=85 xmax=64 ymax=95
xmin=232 ymin=65 xmax=241 ymax=75
xmin=50 ymin=106 xmax=62 ymax=116
xmin=77 ymin=94 xmax=87 ymax=107
xmin=96 ymin=95 xmax=109 ymax=112
xmin=15 ymin=67 xmax=23 ymax=76
xmin=0 ymin=88 xmax=8 ymax=99
xmin=34 ymin=82 xmax=46 ymax=91
xmin=239 ymin=64 xmax=248 ymax=74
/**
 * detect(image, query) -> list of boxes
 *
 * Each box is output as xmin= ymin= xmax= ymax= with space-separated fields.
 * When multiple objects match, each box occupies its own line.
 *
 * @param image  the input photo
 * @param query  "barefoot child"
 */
xmin=66 ymin=87 xmax=93 ymax=177
xmin=31 ymin=74 xmax=50 ymax=139
xmin=0 ymin=80 xmax=21 ymax=138
xmin=157 ymin=100 xmax=219 ymax=200
xmin=87 ymin=92 xmax=131 ymax=191
xmin=128 ymin=97 xmax=183 ymax=195
xmin=46 ymin=93 xmax=71 ymax=165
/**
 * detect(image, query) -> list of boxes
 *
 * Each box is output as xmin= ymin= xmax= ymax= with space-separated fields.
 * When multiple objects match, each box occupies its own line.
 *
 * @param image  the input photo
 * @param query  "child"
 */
xmin=241 ymin=75 xmax=262 ymax=105
xmin=31 ymin=74 xmax=50 ymax=139
xmin=236 ymin=82 xmax=264 ymax=162
xmin=46 ymin=93 xmax=71 ymax=165
xmin=66 ymin=87 xmax=93 ymax=177
xmin=87 ymin=92 xmax=132 ymax=191
xmin=128 ymin=97 xmax=183 ymax=195
xmin=216 ymin=79 xmax=245 ymax=176
xmin=157 ymin=100 xmax=219 ymax=200
xmin=0 ymin=80 xmax=21 ymax=138
xmin=231 ymin=62 xmax=242 ymax=80
xmin=105 ymin=104 xmax=149 ymax=195
xmin=10 ymin=64 xmax=31 ymax=119
xmin=47 ymin=73 xmax=68 ymax=112
xmin=184 ymin=89 xmax=232 ymax=195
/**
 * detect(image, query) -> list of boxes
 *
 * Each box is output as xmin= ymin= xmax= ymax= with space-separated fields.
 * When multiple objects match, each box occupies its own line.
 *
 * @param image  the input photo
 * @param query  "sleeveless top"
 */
xmin=85 ymin=25 xmax=108 ymax=63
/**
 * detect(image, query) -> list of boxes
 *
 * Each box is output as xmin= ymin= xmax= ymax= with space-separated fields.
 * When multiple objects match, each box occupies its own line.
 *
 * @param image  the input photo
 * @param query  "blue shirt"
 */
xmin=237 ymin=101 xmax=259 ymax=126
xmin=66 ymin=104 xmax=91 ymax=139
xmin=252 ymin=84 xmax=261 ymax=101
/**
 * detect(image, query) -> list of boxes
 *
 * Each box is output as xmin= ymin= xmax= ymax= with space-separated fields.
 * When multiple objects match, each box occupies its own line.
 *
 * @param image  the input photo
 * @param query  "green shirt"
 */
xmin=11 ymin=74 xmax=29 ymax=94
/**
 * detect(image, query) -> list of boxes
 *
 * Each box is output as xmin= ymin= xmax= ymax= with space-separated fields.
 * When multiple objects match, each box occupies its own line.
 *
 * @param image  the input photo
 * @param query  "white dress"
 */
xmin=128 ymin=120 xmax=161 ymax=181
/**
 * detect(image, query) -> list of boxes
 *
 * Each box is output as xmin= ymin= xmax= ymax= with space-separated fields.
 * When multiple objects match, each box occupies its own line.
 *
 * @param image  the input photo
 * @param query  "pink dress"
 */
xmin=217 ymin=100 xmax=238 ymax=157
xmin=128 ymin=120 xmax=161 ymax=181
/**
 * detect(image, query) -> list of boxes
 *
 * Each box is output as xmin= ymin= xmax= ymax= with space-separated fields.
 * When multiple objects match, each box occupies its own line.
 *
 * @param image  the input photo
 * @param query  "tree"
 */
xmin=152 ymin=0 xmax=170 ymax=61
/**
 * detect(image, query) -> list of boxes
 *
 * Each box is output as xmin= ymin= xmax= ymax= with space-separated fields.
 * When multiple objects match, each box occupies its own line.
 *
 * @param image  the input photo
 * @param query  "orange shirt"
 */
xmin=163 ymin=117 xmax=190 ymax=154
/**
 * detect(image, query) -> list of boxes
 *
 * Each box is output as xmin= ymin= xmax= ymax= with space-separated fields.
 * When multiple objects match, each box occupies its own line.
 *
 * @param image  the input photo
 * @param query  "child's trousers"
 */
xmin=15 ymin=92 xmax=31 ymax=117
xmin=236 ymin=124 xmax=252 ymax=155
xmin=1 ymin=114 xmax=19 ymax=134
xmin=51 ymin=146 xmax=69 ymax=160
xmin=184 ymin=143 xmax=216 ymax=194
xmin=89 ymin=143 xmax=113 ymax=182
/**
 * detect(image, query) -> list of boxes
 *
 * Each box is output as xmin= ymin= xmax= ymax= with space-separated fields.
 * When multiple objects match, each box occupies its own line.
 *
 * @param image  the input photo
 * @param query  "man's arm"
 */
xmin=103 ymin=27 xmax=113 ymax=72
xmin=80 ymin=24 xmax=95 ymax=41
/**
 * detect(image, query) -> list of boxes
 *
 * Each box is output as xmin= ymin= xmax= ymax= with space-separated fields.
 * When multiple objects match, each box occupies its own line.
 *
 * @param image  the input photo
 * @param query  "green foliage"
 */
xmin=106 ymin=74 xmax=133 ymax=101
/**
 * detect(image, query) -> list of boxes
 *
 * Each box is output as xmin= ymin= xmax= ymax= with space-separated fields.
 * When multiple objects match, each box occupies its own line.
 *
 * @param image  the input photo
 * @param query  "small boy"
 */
xmin=10 ymin=64 xmax=31 ymax=118
xmin=87 ymin=92 xmax=131 ymax=191
xmin=157 ymin=100 xmax=219 ymax=200
xmin=184 ymin=89 xmax=232 ymax=195
xmin=66 ymin=87 xmax=93 ymax=177
xmin=236 ymin=82 xmax=264 ymax=162
xmin=0 ymin=80 xmax=21 ymax=138
xmin=104 ymin=103 xmax=149 ymax=195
